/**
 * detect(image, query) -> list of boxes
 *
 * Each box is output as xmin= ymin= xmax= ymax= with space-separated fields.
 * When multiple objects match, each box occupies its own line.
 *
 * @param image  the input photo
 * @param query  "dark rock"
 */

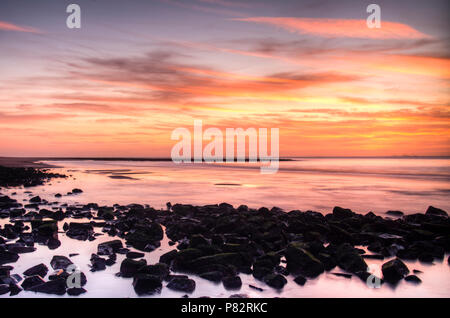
xmin=24 ymin=263 xmax=48 ymax=278
xmin=125 ymin=223 xmax=163 ymax=251
xmin=29 ymin=278 xmax=66 ymax=295
xmin=0 ymin=251 xmax=19 ymax=265
xmin=126 ymin=251 xmax=145 ymax=259
xmin=362 ymin=254 xmax=384 ymax=260
xmin=159 ymin=249 xmax=178 ymax=265
xmin=222 ymin=276 xmax=242 ymax=290
xmin=332 ymin=206 xmax=354 ymax=219
xmin=199 ymin=271 xmax=223 ymax=282
xmin=9 ymin=283 xmax=22 ymax=296
xmin=47 ymin=238 xmax=61 ymax=250
xmin=167 ymin=276 xmax=196 ymax=293
xmin=405 ymin=275 xmax=422 ymax=284
xmin=66 ymin=223 xmax=94 ymax=241
xmin=425 ymin=206 xmax=448 ymax=217
xmin=132 ymin=274 xmax=162 ymax=295
xmin=0 ymin=284 xmax=9 ymax=295
xmin=336 ymin=245 xmax=368 ymax=273
xmin=386 ymin=211 xmax=404 ymax=217
xmin=137 ymin=263 xmax=169 ymax=280
xmin=332 ymin=272 xmax=352 ymax=279
xmin=120 ymin=258 xmax=147 ymax=278
xmin=285 ymin=243 xmax=324 ymax=277
xmin=90 ymin=254 xmax=106 ymax=272
xmin=382 ymin=258 xmax=409 ymax=283
xmin=249 ymin=284 xmax=264 ymax=291
xmin=72 ymin=189 xmax=83 ymax=194
xmin=263 ymin=273 xmax=287 ymax=289
xmin=98 ymin=240 xmax=123 ymax=256
xmin=50 ymin=255 xmax=73 ymax=270
xmin=29 ymin=196 xmax=42 ymax=203
xmin=67 ymin=287 xmax=87 ymax=296
xmin=21 ymin=275 xmax=45 ymax=290
xmin=55 ymin=193 xmax=62 ymax=198
xmin=294 ymin=275 xmax=307 ymax=286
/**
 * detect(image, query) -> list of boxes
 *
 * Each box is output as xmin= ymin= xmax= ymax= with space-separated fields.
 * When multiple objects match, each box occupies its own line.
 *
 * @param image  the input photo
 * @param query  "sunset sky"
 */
xmin=1 ymin=0 xmax=449 ymax=157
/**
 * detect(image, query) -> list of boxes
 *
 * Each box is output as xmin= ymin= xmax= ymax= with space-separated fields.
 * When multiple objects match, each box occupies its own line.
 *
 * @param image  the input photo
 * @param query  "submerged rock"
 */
xmin=167 ymin=276 xmax=196 ymax=293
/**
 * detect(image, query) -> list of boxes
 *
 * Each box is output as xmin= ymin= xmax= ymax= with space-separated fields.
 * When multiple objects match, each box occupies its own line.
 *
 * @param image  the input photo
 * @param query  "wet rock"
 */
xmin=386 ymin=211 xmax=404 ymax=217
xmin=120 ymin=258 xmax=147 ymax=278
xmin=125 ymin=223 xmax=163 ymax=251
xmin=285 ymin=243 xmax=324 ymax=277
xmin=159 ymin=249 xmax=178 ymax=265
xmin=29 ymin=278 xmax=66 ymax=295
xmin=0 ymin=251 xmax=19 ymax=265
xmin=0 ymin=266 xmax=12 ymax=277
xmin=167 ymin=276 xmax=196 ymax=293
xmin=294 ymin=275 xmax=307 ymax=286
xmin=249 ymin=284 xmax=264 ymax=291
xmin=55 ymin=193 xmax=62 ymax=198
xmin=405 ymin=275 xmax=422 ymax=284
xmin=0 ymin=284 xmax=9 ymax=295
xmin=98 ymin=240 xmax=123 ymax=256
xmin=263 ymin=273 xmax=287 ymax=289
xmin=24 ymin=263 xmax=49 ymax=278
xmin=425 ymin=206 xmax=448 ymax=217
xmin=21 ymin=275 xmax=45 ymax=290
xmin=72 ymin=189 xmax=83 ymax=194
xmin=137 ymin=263 xmax=169 ymax=280
xmin=9 ymin=283 xmax=22 ymax=296
xmin=50 ymin=255 xmax=73 ymax=270
xmin=332 ymin=206 xmax=354 ymax=219
xmin=47 ymin=238 xmax=61 ymax=250
xmin=200 ymin=271 xmax=223 ymax=282
xmin=222 ymin=276 xmax=242 ymax=290
xmin=382 ymin=258 xmax=409 ymax=283
xmin=132 ymin=274 xmax=162 ymax=295
xmin=332 ymin=273 xmax=352 ymax=279
xmin=90 ymin=254 xmax=106 ymax=272
xmin=67 ymin=287 xmax=87 ymax=296
xmin=335 ymin=245 xmax=368 ymax=273
xmin=7 ymin=243 xmax=36 ymax=254
xmin=66 ymin=222 xmax=94 ymax=241
xmin=29 ymin=196 xmax=42 ymax=203
xmin=126 ymin=251 xmax=145 ymax=259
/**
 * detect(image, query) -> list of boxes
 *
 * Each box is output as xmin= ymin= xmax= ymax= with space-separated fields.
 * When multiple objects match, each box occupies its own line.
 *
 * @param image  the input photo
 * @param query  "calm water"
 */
xmin=1 ymin=158 xmax=449 ymax=298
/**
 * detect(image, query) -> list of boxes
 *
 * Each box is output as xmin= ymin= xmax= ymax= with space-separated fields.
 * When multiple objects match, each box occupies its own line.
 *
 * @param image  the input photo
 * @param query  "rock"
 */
xmin=9 ymin=283 xmax=22 ymax=296
xmin=425 ymin=206 xmax=447 ymax=217
xmin=222 ymin=276 xmax=242 ymax=290
xmin=263 ymin=273 xmax=287 ymax=289
xmin=362 ymin=254 xmax=384 ymax=260
xmin=120 ymin=258 xmax=147 ymax=278
xmin=126 ymin=251 xmax=145 ymax=259
xmin=21 ymin=275 xmax=45 ymax=290
xmin=249 ymin=284 xmax=264 ymax=291
xmin=336 ymin=245 xmax=368 ymax=273
xmin=382 ymin=258 xmax=409 ymax=283
xmin=0 ymin=251 xmax=19 ymax=265
xmin=66 ymin=223 xmax=94 ymax=241
xmin=332 ymin=273 xmax=352 ymax=279
xmin=405 ymin=275 xmax=422 ymax=284
xmin=332 ymin=206 xmax=354 ymax=219
xmin=137 ymin=263 xmax=169 ymax=280
xmin=24 ymin=263 xmax=48 ymax=278
xmin=72 ymin=189 xmax=83 ymax=194
xmin=69 ymin=253 xmax=79 ymax=258
xmin=29 ymin=196 xmax=42 ymax=203
xmin=55 ymin=193 xmax=62 ymax=198
xmin=47 ymin=238 xmax=61 ymax=250
xmin=0 ymin=284 xmax=9 ymax=295
xmin=285 ymin=243 xmax=324 ymax=277
xmin=132 ymin=274 xmax=162 ymax=295
xmin=67 ymin=287 xmax=87 ymax=296
xmin=90 ymin=254 xmax=106 ymax=272
xmin=159 ymin=249 xmax=178 ymax=265
xmin=29 ymin=278 xmax=66 ymax=295
xmin=294 ymin=275 xmax=307 ymax=286
xmin=125 ymin=223 xmax=163 ymax=251
xmin=229 ymin=294 xmax=249 ymax=298
xmin=98 ymin=240 xmax=123 ymax=256
xmin=167 ymin=276 xmax=196 ymax=293
xmin=6 ymin=243 xmax=36 ymax=254
xmin=50 ymin=255 xmax=73 ymax=270
xmin=200 ymin=271 xmax=223 ymax=282
xmin=0 ymin=266 xmax=11 ymax=277
xmin=386 ymin=211 xmax=404 ymax=217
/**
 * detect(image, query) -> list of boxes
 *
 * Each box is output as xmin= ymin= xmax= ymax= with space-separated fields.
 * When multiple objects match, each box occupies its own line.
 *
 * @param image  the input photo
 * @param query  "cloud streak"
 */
xmin=235 ymin=17 xmax=430 ymax=39
xmin=0 ymin=21 xmax=40 ymax=33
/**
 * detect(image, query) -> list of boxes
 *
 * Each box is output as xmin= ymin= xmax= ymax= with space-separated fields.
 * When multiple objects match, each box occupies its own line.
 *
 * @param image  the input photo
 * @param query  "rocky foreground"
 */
xmin=0 ymin=167 xmax=449 ymax=297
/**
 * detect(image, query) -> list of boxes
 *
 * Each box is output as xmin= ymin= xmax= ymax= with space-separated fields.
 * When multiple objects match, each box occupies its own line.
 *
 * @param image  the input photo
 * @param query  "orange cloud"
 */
xmin=0 ymin=21 xmax=40 ymax=33
xmin=235 ymin=17 xmax=430 ymax=39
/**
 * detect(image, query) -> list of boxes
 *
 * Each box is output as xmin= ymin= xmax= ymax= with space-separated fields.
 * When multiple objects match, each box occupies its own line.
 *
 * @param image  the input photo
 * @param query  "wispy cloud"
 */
xmin=235 ymin=17 xmax=430 ymax=39
xmin=0 ymin=21 xmax=41 ymax=33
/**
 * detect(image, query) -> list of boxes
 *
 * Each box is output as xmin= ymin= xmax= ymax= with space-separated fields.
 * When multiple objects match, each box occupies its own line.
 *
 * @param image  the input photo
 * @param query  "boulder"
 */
xmin=120 ymin=258 xmax=147 ymax=278
xmin=21 ymin=275 xmax=45 ymax=290
xmin=67 ymin=287 xmax=87 ymax=296
xmin=332 ymin=206 xmax=354 ymax=219
xmin=137 ymin=263 xmax=169 ymax=280
xmin=222 ymin=276 xmax=242 ymax=290
xmin=382 ymin=258 xmax=409 ymax=283
xmin=0 ymin=284 xmax=9 ymax=295
xmin=126 ymin=251 xmax=145 ymax=259
xmin=294 ymin=275 xmax=307 ymax=286
xmin=66 ymin=223 xmax=94 ymax=241
xmin=23 ymin=263 xmax=49 ymax=278
xmin=166 ymin=276 xmax=196 ymax=293
xmin=50 ymin=255 xmax=73 ymax=270
xmin=98 ymin=240 xmax=123 ymax=256
xmin=405 ymin=275 xmax=422 ymax=284
xmin=29 ymin=278 xmax=66 ymax=295
xmin=0 ymin=251 xmax=19 ymax=265
xmin=132 ymin=274 xmax=162 ymax=295
xmin=263 ymin=273 xmax=287 ymax=289
xmin=425 ymin=206 xmax=448 ymax=217
xmin=285 ymin=243 xmax=324 ymax=277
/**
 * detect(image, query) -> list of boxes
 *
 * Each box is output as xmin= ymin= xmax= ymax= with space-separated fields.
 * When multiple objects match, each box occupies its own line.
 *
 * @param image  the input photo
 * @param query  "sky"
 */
xmin=0 ymin=0 xmax=449 ymax=157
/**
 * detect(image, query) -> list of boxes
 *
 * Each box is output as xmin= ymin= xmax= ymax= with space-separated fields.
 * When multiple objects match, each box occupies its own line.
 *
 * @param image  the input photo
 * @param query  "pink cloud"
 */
xmin=0 ymin=21 xmax=40 ymax=33
xmin=235 ymin=17 xmax=430 ymax=39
